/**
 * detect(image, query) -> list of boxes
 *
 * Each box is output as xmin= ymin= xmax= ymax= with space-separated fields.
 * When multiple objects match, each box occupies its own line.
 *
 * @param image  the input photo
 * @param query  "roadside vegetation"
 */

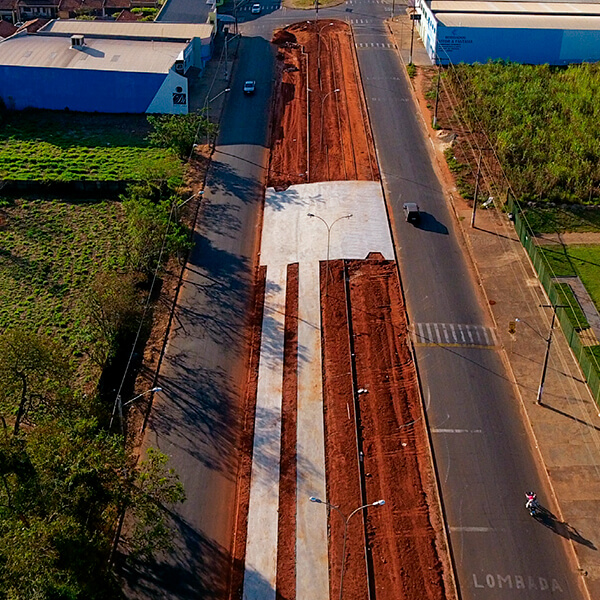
xmin=436 ymin=60 xmax=600 ymax=394
xmin=447 ymin=61 xmax=600 ymax=209
xmin=0 ymin=110 xmax=211 ymax=598
xmin=0 ymin=111 xmax=184 ymax=181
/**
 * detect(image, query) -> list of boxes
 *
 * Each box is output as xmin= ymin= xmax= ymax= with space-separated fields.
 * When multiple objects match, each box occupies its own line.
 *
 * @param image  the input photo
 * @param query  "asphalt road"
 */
xmin=120 ymin=32 xmax=276 ymax=600
xmin=128 ymin=1 xmax=586 ymax=598
xmin=348 ymin=3 xmax=587 ymax=599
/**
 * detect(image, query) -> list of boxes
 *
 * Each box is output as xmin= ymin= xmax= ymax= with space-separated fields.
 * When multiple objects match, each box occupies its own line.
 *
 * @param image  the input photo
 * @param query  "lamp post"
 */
xmin=317 ymin=22 xmax=334 ymax=89
xmin=309 ymin=496 xmax=385 ymax=600
xmin=203 ymin=87 xmax=231 ymax=147
xmin=110 ymin=387 xmax=162 ymax=434
xmin=307 ymin=212 xmax=352 ymax=297
xmin=320 ymin=88 xmax=340 ymax=149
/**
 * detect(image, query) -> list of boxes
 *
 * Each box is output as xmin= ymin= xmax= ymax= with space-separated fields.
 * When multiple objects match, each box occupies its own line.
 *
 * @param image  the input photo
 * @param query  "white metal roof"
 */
xmin=436 ymin=11 xmax=600 ymax=27
xmin=430 ymin=1 xmax=600 ymax=15
xmin=0 ymin=33 xmax=187 ymax=72
xmin=40 ymin=20 xmax=214 ymax=41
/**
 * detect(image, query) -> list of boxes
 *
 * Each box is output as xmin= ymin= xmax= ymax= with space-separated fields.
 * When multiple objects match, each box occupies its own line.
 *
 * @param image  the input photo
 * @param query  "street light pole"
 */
xmin=110 ymin=386 xmax=162 ymax=434
xmin=203 ymin=87 xmax=231 ymax=147
xmin=309 ymin=497 xmax=385 ymax=600
xmin=320 ymin=88 xmax=340 ymax=149
xmin=317 ymin=22 xmax=334 ymax=90
xmin=307 ymin=212 xmax=352 ymax=297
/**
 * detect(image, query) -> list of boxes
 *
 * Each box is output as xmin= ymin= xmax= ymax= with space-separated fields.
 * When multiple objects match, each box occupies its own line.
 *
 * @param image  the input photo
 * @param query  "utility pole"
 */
xmin=537 ymin=304 xmax=568 ymax=405
xmin=409 ymin=10 xmax=421 ymax=64
xmin=433 ymin=56 xmax=441 ymax=128
xmin=471 ymin=149 xmax=482 ymax=228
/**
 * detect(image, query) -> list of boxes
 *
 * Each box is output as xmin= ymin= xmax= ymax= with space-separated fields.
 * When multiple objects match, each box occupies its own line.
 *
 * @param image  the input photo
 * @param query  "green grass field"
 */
xmin=0 ymin=198 xmax=127 ymax=352
xmin=0 ymin=111 xmax=182 ymax=181
xmin=539 ymin=244 xmax=600 ymax=315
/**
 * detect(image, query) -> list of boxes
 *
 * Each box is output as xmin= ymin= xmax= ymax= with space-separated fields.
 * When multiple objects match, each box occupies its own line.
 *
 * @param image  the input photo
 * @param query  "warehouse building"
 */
xmin=415 ymin=1 xmax=600 ymax=65
xmin=0 ymin=20 xmax=214 ymax=113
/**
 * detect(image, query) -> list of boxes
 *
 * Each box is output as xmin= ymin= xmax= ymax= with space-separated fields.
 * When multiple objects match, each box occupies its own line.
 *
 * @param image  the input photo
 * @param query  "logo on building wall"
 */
xmin=173 ymin=93 xmax=187 ymax=105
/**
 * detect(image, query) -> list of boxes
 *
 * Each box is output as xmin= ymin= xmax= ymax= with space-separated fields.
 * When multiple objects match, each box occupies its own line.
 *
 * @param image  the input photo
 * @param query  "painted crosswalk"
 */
xmin=413 ymin=322 xmax=497 ymax=348
xmin=355 ymin=42 xmax=397 ymax=49
xmin=236 ymin=2 xmax=280 ymax=10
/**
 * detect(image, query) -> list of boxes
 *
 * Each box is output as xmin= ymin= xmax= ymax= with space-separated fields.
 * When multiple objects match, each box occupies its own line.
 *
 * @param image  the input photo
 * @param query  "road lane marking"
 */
xmin=414 ymin=322 xmax=497 ymax=348
xmin=450 ymin=526 xmax=492 ymax=532
xmin=431 ymin=428 xmax=482 ymax=434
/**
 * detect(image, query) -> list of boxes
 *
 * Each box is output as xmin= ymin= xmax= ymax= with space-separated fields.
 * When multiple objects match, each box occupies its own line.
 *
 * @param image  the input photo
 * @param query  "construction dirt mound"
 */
xmin=268 ymin=20 xmax=379 ymax=189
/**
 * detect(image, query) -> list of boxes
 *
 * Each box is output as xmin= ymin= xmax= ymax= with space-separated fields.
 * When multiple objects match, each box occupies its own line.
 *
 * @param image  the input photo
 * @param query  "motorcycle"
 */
xmin=525 ymin=491 xmax=540 ymax=516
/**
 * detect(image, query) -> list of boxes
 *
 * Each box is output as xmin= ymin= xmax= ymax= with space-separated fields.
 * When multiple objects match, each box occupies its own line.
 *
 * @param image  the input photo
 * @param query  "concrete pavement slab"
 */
xmin=243 ymin=265 xmax=287 ymax=600
xmin=296 ymin=260 xmax=329 ymax=600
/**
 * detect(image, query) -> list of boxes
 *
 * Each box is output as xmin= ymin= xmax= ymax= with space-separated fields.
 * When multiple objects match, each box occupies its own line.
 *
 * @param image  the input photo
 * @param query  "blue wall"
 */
xmin=436 ymin=26 xmax=600 ymax=65
xmin=0 ymin=66 xmax=167 ymax=112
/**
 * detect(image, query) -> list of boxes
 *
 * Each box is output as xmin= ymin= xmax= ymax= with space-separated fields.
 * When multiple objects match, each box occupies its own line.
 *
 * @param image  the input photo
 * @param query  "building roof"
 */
xmin=429 ymin=1 xmax=600 ymax=15
xmin=17 ymin=0 xmax=59 ymax=7
xmin=58 ymin=0 xmax=104 ymax=11
xmin=0 ymin=0 xmax=17 ymax=10
xmin=17 ymin=17 xmax=49 ymax=31
xmin=0 ymin=32 xmax=187 ymax=72
xmin=115 ymin=8 xmax=142 ymax=20
xmin=436 ymin=12 xmax=600 ymax=28
xmin=40 ymin=19 xmax=214 ymax=40
xmin=0 ymin=20 xmax=17 ymax=37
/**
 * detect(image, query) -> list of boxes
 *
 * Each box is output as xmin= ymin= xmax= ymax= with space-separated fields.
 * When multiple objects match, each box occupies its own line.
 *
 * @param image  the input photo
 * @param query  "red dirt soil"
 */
xmin=228 ymin=266 xmax=266 ymax=600
xmin=321 ymin=259 xmax=448 ymax=600
xmin=269 ymin=21 xmax=379 ymax=189
xmin=276 ymin=263 xmax=299 ymax=600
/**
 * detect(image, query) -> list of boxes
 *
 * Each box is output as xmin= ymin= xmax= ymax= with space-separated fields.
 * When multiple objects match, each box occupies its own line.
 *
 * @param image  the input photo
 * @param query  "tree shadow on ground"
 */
xmin=116 ymin=509 xmax=235 ymax=600
xmin=116 ymin=488 xmax=290 ymax=600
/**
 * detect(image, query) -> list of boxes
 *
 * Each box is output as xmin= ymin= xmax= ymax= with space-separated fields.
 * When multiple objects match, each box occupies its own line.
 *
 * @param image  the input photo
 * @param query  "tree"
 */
xmin=0 ymin=330 xmax=73 ymax=434
xmin=85 ymin=271 xmax=145 ymax=368
xmin=122 ymin=184 xmax=190 ymax=277
xmin=147 ymin=112 xmax=217 ymax=159
xmin=124 ymin=447 xmax=186 ymax=560
xmin=0 ymin=415 xmax=185 ymax=599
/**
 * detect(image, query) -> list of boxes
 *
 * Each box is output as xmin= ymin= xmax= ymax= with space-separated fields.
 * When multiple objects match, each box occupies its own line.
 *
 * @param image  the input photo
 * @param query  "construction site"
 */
xmin=229 ymin=20 xmax=454 ymax=600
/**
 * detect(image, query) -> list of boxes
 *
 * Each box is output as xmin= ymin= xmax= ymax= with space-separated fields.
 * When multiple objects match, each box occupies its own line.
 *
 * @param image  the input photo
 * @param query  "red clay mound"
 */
xmin=321 ymin=259 xmax=449 ymax=600
xmin=268 ymin=20 xmax=379 ymax=189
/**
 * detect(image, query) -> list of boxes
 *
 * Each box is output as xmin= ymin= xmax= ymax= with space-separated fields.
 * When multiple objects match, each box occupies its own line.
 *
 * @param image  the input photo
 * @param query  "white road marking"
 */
xmin=431 ymin=428 xmax=483 ymax=434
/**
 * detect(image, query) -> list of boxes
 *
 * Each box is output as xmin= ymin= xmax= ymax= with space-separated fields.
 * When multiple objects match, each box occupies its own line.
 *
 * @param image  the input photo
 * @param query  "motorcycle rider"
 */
xmin=525 ymin=491 xmax=539 ymax=514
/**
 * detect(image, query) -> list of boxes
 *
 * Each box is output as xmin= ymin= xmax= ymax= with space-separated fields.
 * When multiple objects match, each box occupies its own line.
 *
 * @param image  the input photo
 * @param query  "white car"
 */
xmin=243 ymin=80 xmax=256 ymax=94
xmin=251 ymin=3 xmax=261 ymax=13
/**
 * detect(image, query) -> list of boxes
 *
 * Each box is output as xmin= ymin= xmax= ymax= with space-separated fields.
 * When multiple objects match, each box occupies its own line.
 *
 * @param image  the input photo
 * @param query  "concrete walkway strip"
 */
xmin=243 ymin=264 xmax=287 ymax=600
xmin=296 ymin=260 xmax=329 ymax=600
xmin=244 ymin=180 xmax=394 ymax=599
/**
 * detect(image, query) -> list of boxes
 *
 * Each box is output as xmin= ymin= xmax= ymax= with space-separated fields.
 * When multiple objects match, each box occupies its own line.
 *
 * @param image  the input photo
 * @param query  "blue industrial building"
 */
xmin=0 ymin=21 xmax=214 ymax=113
xmin=415 ymin=1 xmax=600 ymax=65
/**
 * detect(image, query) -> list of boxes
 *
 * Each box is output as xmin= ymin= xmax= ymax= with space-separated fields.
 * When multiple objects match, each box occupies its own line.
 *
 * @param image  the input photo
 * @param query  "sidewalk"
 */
xmin=388 ymin=20 xmax=600 ymax=600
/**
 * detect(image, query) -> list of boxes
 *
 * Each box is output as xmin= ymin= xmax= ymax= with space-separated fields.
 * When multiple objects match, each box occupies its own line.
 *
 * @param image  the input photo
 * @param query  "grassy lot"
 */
xmin=539 ymin=244 xmax=600 ymax=315
xmin=522 ymin=205 xmax=600 ymax=235
xmin=0 ymin=198 xmax=127 ymax=353
xmin=0 ymin=111 xmax=182 ymax=181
